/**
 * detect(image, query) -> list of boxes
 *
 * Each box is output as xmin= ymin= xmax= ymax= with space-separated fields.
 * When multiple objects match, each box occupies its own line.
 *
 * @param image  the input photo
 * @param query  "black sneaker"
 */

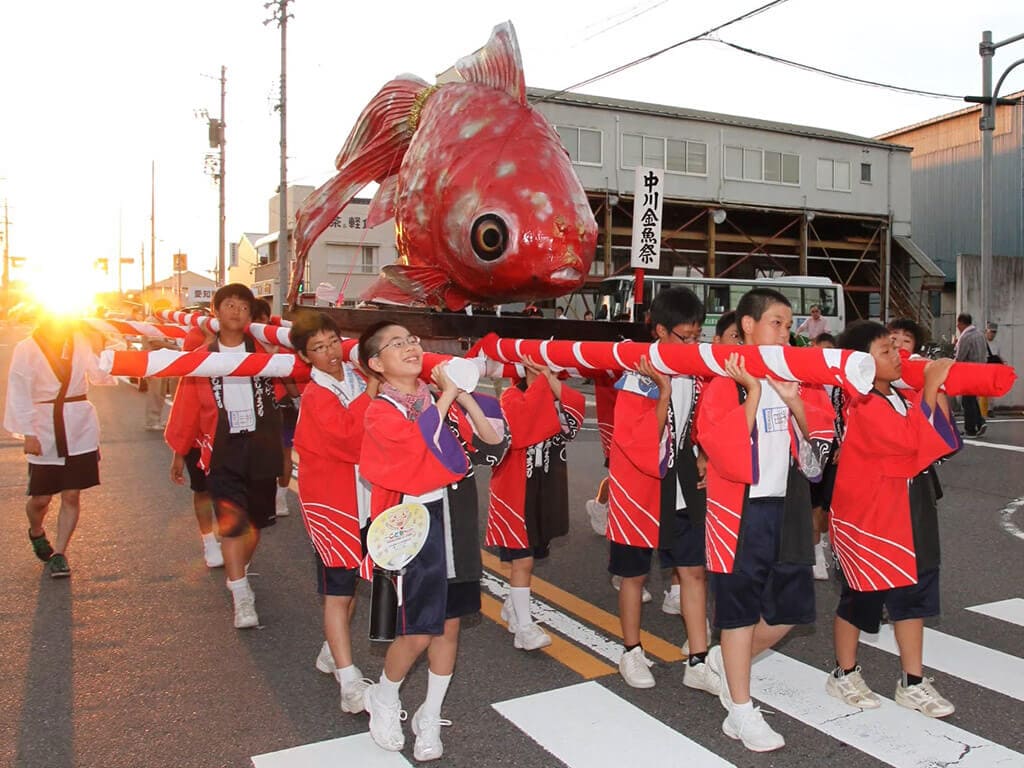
xmin=48 ymin=554 xmax=71 ymax=578
xmin=29 ymin=530 xmax=54 ymax=562
xmin=976 ymin=424 xmax=988 ymax=438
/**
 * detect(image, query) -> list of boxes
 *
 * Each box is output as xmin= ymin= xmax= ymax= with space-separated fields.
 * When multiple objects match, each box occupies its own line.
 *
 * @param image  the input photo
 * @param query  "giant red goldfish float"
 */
xmin=289 ymin=21 xmax=597 ymax=310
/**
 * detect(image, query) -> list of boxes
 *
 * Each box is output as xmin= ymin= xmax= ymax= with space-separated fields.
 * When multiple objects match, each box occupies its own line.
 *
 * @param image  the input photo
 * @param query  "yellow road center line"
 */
xmin=480 ymin=550 xmax=684 ymax=664
xmin=479 ymin=592 xmax=615 ymax=680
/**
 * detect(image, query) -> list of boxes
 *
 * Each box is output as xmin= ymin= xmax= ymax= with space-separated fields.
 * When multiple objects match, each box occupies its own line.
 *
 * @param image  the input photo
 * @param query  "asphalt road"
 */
xmin=1 ymin=323 xmax=1022 ymax=768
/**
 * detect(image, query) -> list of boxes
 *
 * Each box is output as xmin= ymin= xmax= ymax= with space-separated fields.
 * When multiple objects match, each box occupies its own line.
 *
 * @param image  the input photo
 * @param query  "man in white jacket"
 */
xmin=3 ymin=315 xmax=116 ymax=577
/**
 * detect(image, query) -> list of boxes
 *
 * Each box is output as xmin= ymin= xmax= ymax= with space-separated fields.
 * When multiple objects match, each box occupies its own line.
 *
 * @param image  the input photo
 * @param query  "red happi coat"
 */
xmin=593 ymin=372 xmax=619 ymax=460
xmin=486 ymin=377 xmax=585 ymax=548
xmin=696 ymin=377 xmax=835 ymax=574
xmin=829 ymin=390 xmax=960 ymax=591
xmin=292 ymin=377 xmax=371 ymax=568
xmin=164 ymin=335 xmax=278 ymax=472
xmin=606 ymin=383 xmax=674 ymax=548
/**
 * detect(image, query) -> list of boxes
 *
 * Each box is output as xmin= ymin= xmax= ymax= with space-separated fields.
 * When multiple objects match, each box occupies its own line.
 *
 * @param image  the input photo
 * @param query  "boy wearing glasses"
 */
xmin=607 ymin=287 xmax=721 ymax=695
xmin=165 ymin=284 xmax=282 ymax=629
xmin=291 ymin=311 xmax=377 ymax=715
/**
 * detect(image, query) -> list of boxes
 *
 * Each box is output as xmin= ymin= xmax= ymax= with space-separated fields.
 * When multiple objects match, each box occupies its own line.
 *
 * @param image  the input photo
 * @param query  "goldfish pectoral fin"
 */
xmin=360 ymin=265 xmax=451 ymax=309
xmin=454 ymin=21 xmax=526 ymax=106
xmin=366 ymin=174 xmax=400 ymax=228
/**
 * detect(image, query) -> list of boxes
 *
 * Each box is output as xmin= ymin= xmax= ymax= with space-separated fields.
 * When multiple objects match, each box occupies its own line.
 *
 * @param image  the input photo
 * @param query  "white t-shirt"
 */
xmin=220 ymin=342 xmax=256 ymax=434
xmin=886 ymin=392 xmax=908 ymax=417
xmin=670 ymin=375 xmax=696 ymax=509
xmin=750 ymin=381 xmax=791 ymax=499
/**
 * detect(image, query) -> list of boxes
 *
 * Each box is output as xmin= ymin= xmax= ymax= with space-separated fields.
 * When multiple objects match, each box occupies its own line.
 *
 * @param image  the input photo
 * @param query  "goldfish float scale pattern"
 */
xmin=290 ymin=21 xmax=597 ymax=310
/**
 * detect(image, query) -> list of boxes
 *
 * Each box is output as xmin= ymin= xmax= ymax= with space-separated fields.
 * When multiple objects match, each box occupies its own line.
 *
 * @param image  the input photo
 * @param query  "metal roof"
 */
xmin=528 ymin=87 xmax=911 ymax=152
xmin=875 ymin=89 xmax=1024 ymax=139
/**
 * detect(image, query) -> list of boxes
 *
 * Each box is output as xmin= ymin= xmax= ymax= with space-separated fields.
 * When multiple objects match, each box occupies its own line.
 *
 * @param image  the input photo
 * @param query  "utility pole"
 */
xmin=150 ymin=160 xmax=156 ymax=288
xmin=265 ymin=0 xmax=293 ymax=311
xmin=2 ymin=199 xmax=9 ymax=313
xmin=970 ymin=29 xmax=1024 ymax=329
xmin=218 ymin=66 xmax=227 ymax=286
xmin=140 ymin=242 xmax=145 ymax=297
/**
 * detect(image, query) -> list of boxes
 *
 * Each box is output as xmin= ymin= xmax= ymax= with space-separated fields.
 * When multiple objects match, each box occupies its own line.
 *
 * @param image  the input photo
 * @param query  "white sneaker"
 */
xmin=661 ymin=585 xmax=680 ymax=615
xmin=707 ymin=646 xmax=732 ymax=712
xmin=514 ymin=622 xmax=552 ymax=651
xmin=619 ymin=646 xmax=656 ymax=688
xmin=203 ymin=538 xmax=224 ymax=568
xmin=684 ymin=659 xmax=723 ymax=695
xmin=340 ymin=675 xmax=373 ymax=714
xmin=363 ymin=683 xmax=407 ymax=751
xmin=812 ymin=542 xmax=829 ymax=580
xmin=500 ymin=594 xmax=518 ymax=633
xmin=611 ymin=575 xmax=652 ymax=603
xmin=315 ymin=641 xmax=336 ymax=674
xmin=722 ymin=706 xmax=785 ymax=752
xmin=275 ymin=487 xmax=290 ymax=517
xmin=826 ymin=667 xmax=881 ymax=709
xmin=232 ymin=590 xmax=259 ymax=629
xmin=411 ymin=706 xmax=451 ymax=762
xmin=586 ymin=499 xmax=608 ymax=535
xmin=895 ymin=677 xmax=955 ymax=718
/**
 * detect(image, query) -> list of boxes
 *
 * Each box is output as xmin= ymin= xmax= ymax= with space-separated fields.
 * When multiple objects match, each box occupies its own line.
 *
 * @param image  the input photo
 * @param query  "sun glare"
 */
xmin=23 ymin=264 xmax=105 ymax=319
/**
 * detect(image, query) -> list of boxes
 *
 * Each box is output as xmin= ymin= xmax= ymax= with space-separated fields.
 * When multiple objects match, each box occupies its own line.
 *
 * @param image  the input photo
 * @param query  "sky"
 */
xmin=1 ymin=0 xmax=1021 ymax=292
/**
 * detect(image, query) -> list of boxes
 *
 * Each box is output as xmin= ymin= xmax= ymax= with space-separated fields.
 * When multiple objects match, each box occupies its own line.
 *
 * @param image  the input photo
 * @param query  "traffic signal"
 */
xmin=94 ymin=258 xmax=109 ymax=274
xmin=297 ymin=280 xmax=305 ymax=293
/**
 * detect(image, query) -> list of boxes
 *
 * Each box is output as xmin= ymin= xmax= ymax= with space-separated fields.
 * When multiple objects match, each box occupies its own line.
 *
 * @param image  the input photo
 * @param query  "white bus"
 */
xmin=589 ymin=274 xmax=845 ymax=341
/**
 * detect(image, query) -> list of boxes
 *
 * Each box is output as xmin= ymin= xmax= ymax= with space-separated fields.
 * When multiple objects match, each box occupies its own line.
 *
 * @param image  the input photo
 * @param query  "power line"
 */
xmin=533 ymin=0 xmax=793 ymax=103
xmin=704 ymin=38 xmax=964 ymax=100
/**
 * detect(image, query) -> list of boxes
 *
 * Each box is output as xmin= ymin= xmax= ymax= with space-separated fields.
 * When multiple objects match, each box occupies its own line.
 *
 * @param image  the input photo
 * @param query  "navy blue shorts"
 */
xmin=498 ymin=544 xmax=551 ymax=562
xmin=206 ymin=438 xmax=277 ymax=536
xmin=836 ymin=568 xmax=940 ymax=634
xmin=711 ymin=499 xmax=815 ymax=629
xmin=445 ymin=580 xmax=481 ymax=619
xmin=184 ymin=447 xmax=206 ymax=493
xmin=27 ymin=451 xmax=99 ymax=497
xmin=396 ymin=499 xmax=447 ymax=636
xmin=315 ymin=525 xmax=368 ymax=597
xmin=278 ymin=401 xmax=298 ymax=448
xmin=607 ymin=507 xmax=705 ymax=577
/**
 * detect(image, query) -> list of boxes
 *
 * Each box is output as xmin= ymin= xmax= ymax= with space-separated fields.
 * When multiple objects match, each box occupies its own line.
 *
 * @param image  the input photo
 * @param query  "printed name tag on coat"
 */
xmin=615 ymin=372 xmax=660 ymax=399
xmin=229 ymin=410 xmax=255 ymax=431
xmin=762 ymin=406 xmax=789 ymax=432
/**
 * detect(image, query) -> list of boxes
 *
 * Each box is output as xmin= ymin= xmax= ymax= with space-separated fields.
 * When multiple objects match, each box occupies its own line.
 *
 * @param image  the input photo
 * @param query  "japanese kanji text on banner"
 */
xmin=630 ymin=166 xmax=664 ymax=270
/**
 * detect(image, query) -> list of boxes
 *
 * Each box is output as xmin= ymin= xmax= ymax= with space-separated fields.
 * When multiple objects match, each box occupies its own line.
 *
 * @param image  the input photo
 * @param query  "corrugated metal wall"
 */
xmin=908 ymin=106 xmax=1024 ymax=278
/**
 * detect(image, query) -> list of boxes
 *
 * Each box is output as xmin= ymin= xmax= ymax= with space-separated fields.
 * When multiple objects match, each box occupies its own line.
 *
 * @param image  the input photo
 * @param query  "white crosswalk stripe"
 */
xmin=860 ymin=625 xmax=1024 ymax=702
xmin=252 ymin=733 xmax=414 ymax=767
xmin=494 ymin=681 xmax=736 ymax=767
xmin=967 ymin=598 xmax=1024 ymax=627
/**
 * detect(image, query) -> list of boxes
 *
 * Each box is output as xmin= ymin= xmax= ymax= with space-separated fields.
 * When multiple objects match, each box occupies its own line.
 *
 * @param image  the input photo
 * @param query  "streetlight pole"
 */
xmin=975 ymin=29 xmax=1024 ymax=330
xmin=218 ymin=65 xmax=227 ymax=286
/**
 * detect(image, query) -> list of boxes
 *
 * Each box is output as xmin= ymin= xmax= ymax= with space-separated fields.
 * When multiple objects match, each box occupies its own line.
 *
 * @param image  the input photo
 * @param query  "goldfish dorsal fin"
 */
xmin=366 ymin=174 xmax=400 ymax=228
xmin=362 ymin=264 xmax=453 ymax=310
xmin=454 ymin=21 xmax=526 ymax=105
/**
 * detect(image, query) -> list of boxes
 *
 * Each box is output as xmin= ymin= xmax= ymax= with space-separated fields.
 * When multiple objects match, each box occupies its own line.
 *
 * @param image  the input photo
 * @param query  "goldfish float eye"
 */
xmin=470 ymin=214 xmax=508 ymax=262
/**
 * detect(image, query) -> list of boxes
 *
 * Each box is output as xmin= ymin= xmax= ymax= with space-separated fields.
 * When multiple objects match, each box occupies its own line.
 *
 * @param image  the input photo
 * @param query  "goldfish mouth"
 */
xmin=550 ymin=267 xmax=581 ymax=283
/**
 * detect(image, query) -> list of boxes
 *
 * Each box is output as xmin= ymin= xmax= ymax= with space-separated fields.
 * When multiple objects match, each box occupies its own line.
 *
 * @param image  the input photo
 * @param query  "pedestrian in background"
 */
xmin=954 ymin=313 xmax=987 ymax=437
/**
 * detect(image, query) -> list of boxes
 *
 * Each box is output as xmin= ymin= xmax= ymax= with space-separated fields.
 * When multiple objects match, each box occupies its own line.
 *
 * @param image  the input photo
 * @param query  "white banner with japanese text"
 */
xmin=630 ymin=166 xmax=664 ymax=270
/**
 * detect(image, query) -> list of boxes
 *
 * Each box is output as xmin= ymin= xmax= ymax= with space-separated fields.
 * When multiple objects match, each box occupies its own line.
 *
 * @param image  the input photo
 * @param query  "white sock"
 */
xmin=666 ymin=583 xmax=680 ymax=596
xmin=201 ymin=532 xmax=218 ymax=547
xmin=335 ymin=664 xmax=361 ymax=686
xmin=276 ymin=486 xmax=288 ymax=500
xmin=421 ymin=670 xmax=452 ymax=719
xmin=510 ymin=587 xmax=532 ymax=625
xmin=731 ymin=699 xmax=754 ymax=717
xmin=378 ymin=671 xmax=403 ymax=705
xmin=226 ymin=576 xmax=250 ymax=594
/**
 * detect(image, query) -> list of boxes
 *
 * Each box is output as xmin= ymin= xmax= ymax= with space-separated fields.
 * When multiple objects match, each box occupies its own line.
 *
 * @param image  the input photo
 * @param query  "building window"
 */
xmin=817 ymin=158 xmax=852 ymax=191
xmin=860 ymin=162 xmax=872 ymax=183
xmin=360 ymin=245 xmax=377 ymax=274
xmin=622 ymin=133 xmax=707 ymax=175
xmin=724 ymin=146 xmax=800 ymax=185
xmin=555 ymin=125 xmax=603 ymax=166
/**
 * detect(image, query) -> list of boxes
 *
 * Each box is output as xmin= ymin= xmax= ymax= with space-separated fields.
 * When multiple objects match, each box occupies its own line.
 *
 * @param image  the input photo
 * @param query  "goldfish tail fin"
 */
xmin=360 ymin=264 xmax=466 ymax=310
xmin=454 ymin=21 xmax=526 ymax=105
xmin=288 ymin=75 xmax=429 ymax=306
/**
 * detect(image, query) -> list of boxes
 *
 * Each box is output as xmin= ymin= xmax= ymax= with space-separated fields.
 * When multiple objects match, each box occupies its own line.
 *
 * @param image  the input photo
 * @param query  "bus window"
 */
xmin=776 ymin=285 xmax=803 ymax=312
xmin=803 ymin=287 xmax=837 ymax=316
xmin=707 ymin=286 xmax=728 ymax=313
